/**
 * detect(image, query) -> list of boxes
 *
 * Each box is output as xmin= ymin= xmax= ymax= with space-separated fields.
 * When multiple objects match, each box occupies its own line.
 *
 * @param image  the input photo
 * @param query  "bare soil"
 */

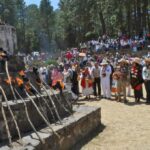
xmin=75 ymin=90 xmax=150 ymax=150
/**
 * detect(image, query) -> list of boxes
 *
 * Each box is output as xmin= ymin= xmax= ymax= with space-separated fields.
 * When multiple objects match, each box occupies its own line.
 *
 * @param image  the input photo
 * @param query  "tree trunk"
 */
xmin=147 ymin=0 xmax=150 ymax=32
xmin=136 ymin=0 xmax=142 ymax=34
xmin=127 ymin=4 xmax=131 ymax=36
xmin=118 ymin=2 xmax=124 ymax=32
xmin=133 ymin=0 xmax=137 ymax=34
xmin=99 ymin=7 xmax=106 ymax=34
xmin=148 ymin=14 xmax=150 ymax=32
xmin=142 ymin=0 xmax=148 ymax=31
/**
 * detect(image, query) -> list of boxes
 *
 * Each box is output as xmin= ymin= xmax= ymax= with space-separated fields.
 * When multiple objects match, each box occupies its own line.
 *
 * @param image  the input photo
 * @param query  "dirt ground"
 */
xmin=74 ymin=89 xmax=150 ymax=150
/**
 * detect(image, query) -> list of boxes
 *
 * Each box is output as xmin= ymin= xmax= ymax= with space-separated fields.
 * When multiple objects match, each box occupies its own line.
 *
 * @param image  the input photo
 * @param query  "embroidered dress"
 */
xmin=111 ymin=80 xmax=118 ymax=93
xmin=81 ymin=70 xmax=93 ymax=97
xmin=130 ymin=65 xmax=143 ymax=89
xmin=130 ymin=65 xmax=143 ymax=100
xmin=81 ymin=78 xmax=93 ymax=96
xmin=112 ymin=71 xmax=120 ymax=93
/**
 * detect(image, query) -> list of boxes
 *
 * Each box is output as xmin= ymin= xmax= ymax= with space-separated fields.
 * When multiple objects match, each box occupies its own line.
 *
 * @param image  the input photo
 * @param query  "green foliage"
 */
xmin=40 ymin=0 xmax=54 ymax=41
xmin=0 ymin=0 xmax=16 ymax=25
xmin=57 ymin=0 xmax=150 ymax=45
xmin=31 ymin=60 xmax=45 ymax=67
xmin=1 ymin=0 xmax=150 ymax=53
xmin=45 ymin=59 xmax=58 ymax=66
xmin=85 ymin=31 xmax=98 ymax=41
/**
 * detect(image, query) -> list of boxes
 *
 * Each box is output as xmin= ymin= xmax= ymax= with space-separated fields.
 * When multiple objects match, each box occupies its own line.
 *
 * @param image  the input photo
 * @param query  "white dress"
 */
xmin=100 ymin=65 xmax=112 ymax=98
xmin=81 ymin=77 xmax=93 ymax=96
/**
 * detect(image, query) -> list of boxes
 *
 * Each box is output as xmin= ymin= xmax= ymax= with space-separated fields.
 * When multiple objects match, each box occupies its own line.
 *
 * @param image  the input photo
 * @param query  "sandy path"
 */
xmin=75 ymin=93 xmax=150 ymax=150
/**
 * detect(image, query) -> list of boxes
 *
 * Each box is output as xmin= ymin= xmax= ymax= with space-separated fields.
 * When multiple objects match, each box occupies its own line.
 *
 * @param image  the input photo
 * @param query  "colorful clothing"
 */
xmin=130 ymin=64 xmax=143 ymax=101
xmin=81 ymin=70 xmax=93 ymax=96
xmin=81 ymin=78 xmax=93 ymax=96
xmin=130 ymin=65 xmax=143 ymax=89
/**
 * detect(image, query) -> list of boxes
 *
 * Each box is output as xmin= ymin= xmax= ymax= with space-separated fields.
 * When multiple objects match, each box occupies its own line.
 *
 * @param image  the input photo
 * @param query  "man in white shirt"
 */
xmin=92 ymin=63 xmax=101 ymax=98
xmin=142 ymin=58 xmax=150 ymax=103
xmin=100 ymin=60 xmax=112 ymax=99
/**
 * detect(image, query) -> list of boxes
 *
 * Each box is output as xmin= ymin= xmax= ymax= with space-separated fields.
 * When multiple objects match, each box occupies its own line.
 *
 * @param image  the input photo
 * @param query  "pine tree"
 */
xmin=40 ymin=0 xmax=54 ymax=41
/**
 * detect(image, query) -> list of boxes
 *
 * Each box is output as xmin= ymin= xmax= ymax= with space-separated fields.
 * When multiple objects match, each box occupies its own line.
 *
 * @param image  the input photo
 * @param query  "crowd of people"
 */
xmin=21 ymin=32 xmax=150 ymax=104
xmin=81 ymin=33 xmax=150 ymax=52
xmin=37 ymin=50 xmax=150 ymax=104
xmin=1 ymin=34 xmax=150 ymax=104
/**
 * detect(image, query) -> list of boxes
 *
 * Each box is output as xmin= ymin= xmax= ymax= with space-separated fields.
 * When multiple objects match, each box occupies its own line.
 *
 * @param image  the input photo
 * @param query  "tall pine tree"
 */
xmin=40 ymin=0 xmax=54 ymax=41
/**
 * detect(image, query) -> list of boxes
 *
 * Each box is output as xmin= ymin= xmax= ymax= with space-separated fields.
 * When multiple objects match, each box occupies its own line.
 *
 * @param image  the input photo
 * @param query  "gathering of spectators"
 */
xmin=33 ymin=49 xmax=150 ymax=105
xmin=2 ymin=30 xmax=149 ymax=105
xmin=81 ymin=33 xmax=150 ymax=52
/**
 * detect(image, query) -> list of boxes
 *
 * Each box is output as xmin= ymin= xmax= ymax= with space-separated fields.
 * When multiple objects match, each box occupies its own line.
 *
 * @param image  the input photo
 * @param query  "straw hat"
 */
xmin=145 ymin=58 xmax=150 ymax=63
xmin=133 ymin=57 xmax=141 ymax=64
xmin=115 ymin=65 xmax=121 ymax=69
xmin=59 ymin=62 xmax=64 ymax=66
xmin=49 ymin=64 xmax=54 ymax=68
xmin=72 ymin=64 xmax=77 ymax=70
xmin=79 ymin=52 xmax=86 ymax=57
xmin=118 ymin=58 xmax=128 ymax=64
xmin=101 ymin=59 xmax=108 ymax=65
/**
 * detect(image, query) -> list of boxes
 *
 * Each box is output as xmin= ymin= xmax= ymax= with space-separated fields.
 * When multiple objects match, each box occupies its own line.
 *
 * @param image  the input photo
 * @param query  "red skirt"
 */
xmin=134 ymin=84 xmax=142 ymax=91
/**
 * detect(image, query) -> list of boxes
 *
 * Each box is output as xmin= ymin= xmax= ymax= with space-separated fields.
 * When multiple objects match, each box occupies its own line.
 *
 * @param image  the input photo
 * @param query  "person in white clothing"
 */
xmin=100 ymin=60 xmax=112 ymax=99
xmin=142 ymin=58 xmax=150 ymax=103
xmin=63 ymin=68 xmax=78 ymax=100
xmin=39 ymin=66 xmax=47 ymax=83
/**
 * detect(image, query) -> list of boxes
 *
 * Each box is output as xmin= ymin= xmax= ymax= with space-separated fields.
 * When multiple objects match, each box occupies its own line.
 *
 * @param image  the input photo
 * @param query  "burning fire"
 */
xmin=15 ymin=77 xmax=24 ymax=86
xmin=18 ymin=70 xmax=25 ymax=76
xmin=4 ymin=70 xmax=37 ymax=94
xmin=4 ymin=77 xmax=15 ymax=84
xmin=25 ymin=82 xmax=32 ymax=93
xmin=5 ymin=77 xmax=24 ymax=87
xmin=5 ymin=76 xmax=32 ymax=93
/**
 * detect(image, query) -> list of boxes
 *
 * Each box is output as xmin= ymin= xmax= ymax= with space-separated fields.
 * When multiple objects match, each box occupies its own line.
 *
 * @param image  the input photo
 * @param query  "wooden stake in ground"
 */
xmin=14 ymin=88 xmax=45 ymax=144
xmin=41 ymin=81 xmax=72 ymax=115
xmin=29 ymin=83 xmax=56 ymax=123
xmin=24 ymin=90 xmax=60 ymax=138
xmin=5 ymin=61 xmax=17 ymax=101
xmin=0 ymin=95 xmax=12 ymax=147
xmin=0 ymin=86 xmax=22 ymax=145
xmin=42 ymin=83 xmax=73 ymax=116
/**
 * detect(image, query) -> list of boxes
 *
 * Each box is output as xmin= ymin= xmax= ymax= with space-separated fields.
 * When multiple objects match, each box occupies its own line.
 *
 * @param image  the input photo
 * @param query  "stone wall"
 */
xmin=0 ymin=105 xmax=101 ymax=150
xmin=0 ymin=91 xmax=72 ymax=142
xmin=0 ymin=25 xmax=17 ymax=54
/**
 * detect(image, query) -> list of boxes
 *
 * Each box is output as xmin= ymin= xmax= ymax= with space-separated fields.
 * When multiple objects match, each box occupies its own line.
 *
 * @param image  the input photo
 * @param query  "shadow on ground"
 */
xmin=71 ymin=124 xmax=106 ymax=150
xmin=125 ymin=101 xmax=146 ymax=106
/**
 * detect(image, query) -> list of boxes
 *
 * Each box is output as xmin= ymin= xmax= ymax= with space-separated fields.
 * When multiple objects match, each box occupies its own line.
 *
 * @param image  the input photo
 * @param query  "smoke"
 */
xmin=39 ymin=31 xmax=58 ymax=57
xmin=39 ymin=32 xmax=50 ymax=53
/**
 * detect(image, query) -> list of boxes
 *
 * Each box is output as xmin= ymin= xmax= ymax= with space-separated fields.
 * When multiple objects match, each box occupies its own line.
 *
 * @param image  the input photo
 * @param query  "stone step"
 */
xmin=0 ymin=105 xmax=101 ymax=150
